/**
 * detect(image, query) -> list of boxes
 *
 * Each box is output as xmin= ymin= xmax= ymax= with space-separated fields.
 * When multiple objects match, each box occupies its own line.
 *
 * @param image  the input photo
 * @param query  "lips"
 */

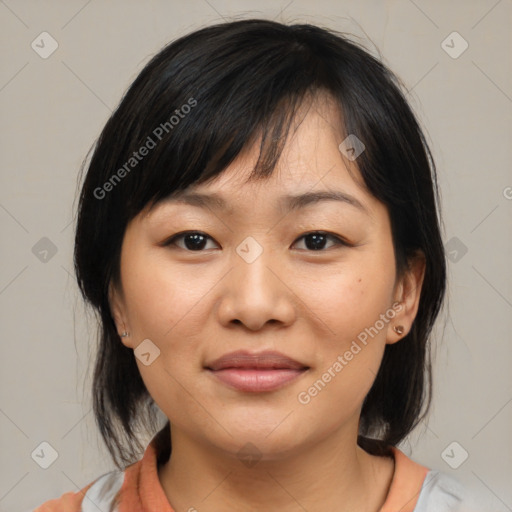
xmin=207 ymin=350 xmax=307 ymax=371
xmin=205 ymin=350 xmax=309 ymax=392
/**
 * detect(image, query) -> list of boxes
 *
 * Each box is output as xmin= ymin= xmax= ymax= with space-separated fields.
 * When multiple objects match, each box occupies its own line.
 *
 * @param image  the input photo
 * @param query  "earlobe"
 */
xmin=393 ymin=325 xmax=404 ymax=335
xmin=108 ymin=281 xmax=132 ymax=346
xmin=387 ymin=251 xmax=426 ymax=344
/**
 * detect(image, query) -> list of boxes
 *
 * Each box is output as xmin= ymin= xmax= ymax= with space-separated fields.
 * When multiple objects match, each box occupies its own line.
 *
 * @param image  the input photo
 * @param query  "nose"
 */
xmin=216 ymin=247 xmax=296 ymax=331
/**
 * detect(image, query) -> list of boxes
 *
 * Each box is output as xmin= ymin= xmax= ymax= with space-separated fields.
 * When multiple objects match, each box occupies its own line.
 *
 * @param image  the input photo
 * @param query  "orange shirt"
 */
xmin=34 ymin=439 xmax=431 ymax=512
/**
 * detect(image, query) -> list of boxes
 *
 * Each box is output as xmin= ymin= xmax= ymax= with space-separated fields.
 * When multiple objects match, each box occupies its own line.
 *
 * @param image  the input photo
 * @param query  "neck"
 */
xmin=157 ymin=425 xmax=394 ymax=512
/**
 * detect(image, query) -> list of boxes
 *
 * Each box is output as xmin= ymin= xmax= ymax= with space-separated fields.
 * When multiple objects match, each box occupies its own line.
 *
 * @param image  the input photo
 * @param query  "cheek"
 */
xmin=121 ymin=245 xmax=215 ymax=341
xmin=296 ymin=279 xmax=391 ymax=427
xmin=119 ymin=248 xmax=213 ymax=411
xmin=295 ymin=252 xmax=395 ymax=412
xmin=121 ymin=251 xmax=230 ymax=380
xmin=303 ymin=256 xmax=395 ymax=346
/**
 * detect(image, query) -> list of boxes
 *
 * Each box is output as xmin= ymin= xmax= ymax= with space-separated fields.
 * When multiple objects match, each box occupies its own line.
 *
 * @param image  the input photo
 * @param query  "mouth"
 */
xmin=205 ymin=350 xmax=310 ymax=393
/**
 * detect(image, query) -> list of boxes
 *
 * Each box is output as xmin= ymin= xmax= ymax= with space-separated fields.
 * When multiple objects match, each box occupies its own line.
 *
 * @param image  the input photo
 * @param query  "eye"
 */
xmin=292 ymin=231 xmax=350 ymax=251
xmin=164 ymin=230 xmax=349 ymax=252
xmin=165 ymin=231 xmax=219 ymax=251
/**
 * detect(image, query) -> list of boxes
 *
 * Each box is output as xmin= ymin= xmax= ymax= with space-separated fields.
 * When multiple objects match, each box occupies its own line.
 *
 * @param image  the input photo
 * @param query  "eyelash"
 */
xmin=163 ymin=230 xmax=351 ymax=252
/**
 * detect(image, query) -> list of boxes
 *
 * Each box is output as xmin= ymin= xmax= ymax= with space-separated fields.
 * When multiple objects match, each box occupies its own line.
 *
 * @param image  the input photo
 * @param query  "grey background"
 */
xmin=1 ymin=0 xmax=511 ymax=510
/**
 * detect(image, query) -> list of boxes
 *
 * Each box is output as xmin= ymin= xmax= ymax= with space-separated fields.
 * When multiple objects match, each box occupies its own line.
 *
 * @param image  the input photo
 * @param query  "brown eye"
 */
xmin=292 ymin=231 xmax=349 ymax=251
xmin=165 ymin=231 xmax=219 ymax=251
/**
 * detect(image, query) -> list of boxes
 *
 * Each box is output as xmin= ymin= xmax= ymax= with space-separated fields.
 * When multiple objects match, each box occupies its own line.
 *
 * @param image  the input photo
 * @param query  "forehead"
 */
xmin=148 ymin=98 xmax=373 ymax=217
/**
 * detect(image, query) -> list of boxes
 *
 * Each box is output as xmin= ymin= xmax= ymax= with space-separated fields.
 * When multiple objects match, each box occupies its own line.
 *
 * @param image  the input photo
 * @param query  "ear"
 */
xmin=386 ymin=250 xmax=426 ymax=344
xmin=108 ymin=280 xmax=133 ymax=348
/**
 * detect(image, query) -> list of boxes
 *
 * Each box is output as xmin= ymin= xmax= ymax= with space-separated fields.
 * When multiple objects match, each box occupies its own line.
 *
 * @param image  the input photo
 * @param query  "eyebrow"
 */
xmin=162 ymin=190 xmax=368 ymax=214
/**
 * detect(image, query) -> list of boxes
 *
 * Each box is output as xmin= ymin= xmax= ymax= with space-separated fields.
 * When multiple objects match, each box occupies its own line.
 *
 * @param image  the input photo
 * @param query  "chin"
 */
xmin=202 ymin=420 xmax=313 ymax=462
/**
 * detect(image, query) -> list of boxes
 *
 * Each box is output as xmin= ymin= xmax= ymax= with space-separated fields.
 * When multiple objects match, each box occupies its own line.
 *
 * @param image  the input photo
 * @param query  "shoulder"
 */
xmin=414 ymin=470 xmax=485 ymax=512
xmin=32 ymin=429 xmax=166 ymax=511
xmin=381 ymin=447 xmax=486 ymax=512
xmin=33 ymin=471 xmax=124 ymax=512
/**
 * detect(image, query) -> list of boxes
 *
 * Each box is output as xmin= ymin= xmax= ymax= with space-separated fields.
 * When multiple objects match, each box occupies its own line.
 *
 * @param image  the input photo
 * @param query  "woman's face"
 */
xmin=110 ymin=97 xmax=424 ymax=461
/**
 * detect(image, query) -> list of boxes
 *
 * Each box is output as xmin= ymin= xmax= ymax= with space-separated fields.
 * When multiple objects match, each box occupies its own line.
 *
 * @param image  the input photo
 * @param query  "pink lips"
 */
xmin=206 ymin=350 xmax=309 ymax=393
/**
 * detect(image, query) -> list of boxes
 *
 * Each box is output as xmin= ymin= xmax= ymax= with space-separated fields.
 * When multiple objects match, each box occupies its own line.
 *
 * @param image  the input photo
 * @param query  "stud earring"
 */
xmin=120 ymin=331 xmax=129 ymax=338
xmin=393 ymin=325 xmax=404 ymax=335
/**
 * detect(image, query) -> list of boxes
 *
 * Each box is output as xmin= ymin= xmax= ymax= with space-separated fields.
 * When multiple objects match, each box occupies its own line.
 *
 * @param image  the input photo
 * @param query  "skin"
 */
xmin=109 ymin=95 xmax=426 ymax=512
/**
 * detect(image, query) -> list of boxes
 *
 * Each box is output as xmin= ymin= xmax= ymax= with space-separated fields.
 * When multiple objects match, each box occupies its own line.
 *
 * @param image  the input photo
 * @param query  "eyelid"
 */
xmin=162 ymin=230 xmax=353 ymax=251
xmin=161 ymin=230 xmax=218 ymax=249
xmin=295 ymin=231 xmax=353 ymax=249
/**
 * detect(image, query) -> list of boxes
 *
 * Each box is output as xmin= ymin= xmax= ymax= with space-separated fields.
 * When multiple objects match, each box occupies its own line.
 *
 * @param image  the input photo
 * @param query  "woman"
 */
xmin=35 ymin=18 xmax=479 ymax=512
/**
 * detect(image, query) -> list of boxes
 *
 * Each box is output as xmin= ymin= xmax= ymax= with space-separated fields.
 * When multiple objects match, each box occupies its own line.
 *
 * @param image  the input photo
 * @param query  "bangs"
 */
xmin=111 ymin=40 xmax=344 ymax=221
xmin=143 ymin=91 xmax=327 ymax=214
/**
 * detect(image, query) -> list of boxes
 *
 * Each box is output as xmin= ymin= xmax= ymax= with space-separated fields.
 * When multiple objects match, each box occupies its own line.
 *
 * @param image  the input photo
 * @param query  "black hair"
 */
xmin=74 ymin=18 xmax=446 ymax=468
